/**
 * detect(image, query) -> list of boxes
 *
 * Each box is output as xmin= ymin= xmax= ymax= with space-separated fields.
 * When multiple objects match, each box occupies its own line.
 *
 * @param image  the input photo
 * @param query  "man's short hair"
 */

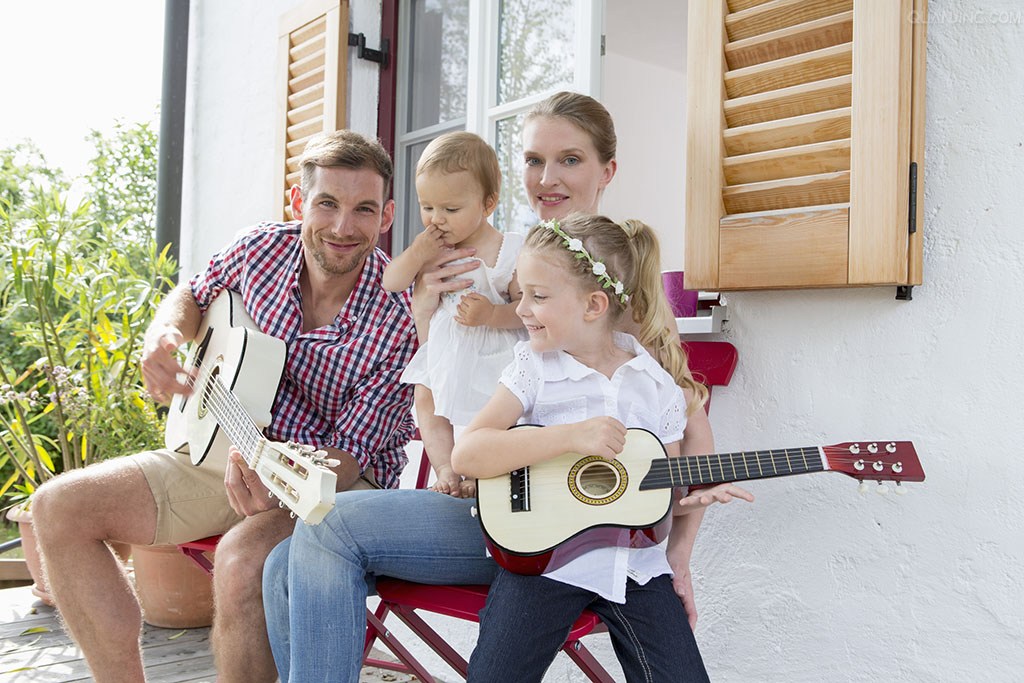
xmin=298 ymin=130 xmax=394 ymax=199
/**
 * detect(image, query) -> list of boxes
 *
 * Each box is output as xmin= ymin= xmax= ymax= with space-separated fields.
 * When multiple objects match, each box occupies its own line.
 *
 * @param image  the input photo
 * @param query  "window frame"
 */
xmin=391 ymin=0 xmax=605 ymax=252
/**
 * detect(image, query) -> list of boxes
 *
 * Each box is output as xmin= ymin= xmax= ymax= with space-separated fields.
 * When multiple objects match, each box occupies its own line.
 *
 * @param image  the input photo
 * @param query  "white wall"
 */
xmin=601 ymin=0 xmax=687 ymax=270
xmin=182 ymin=0 xmax=1024 ymax=681
xmin=180 ymin=0 xmax=383 ymax=277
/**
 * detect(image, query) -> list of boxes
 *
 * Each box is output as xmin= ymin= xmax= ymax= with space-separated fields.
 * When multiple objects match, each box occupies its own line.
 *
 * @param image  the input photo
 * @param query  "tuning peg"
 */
xmin=894 ymin=482 xmax=907 ymax=496
xmin=875 ymin=482 xmax=889 ymax=495
xmin=278 ymin=501 xmax=285 ymax=508
xmin=858 ymin=480 xmax=869 ymax=495
xmin=470 ymin=506 xmax=478 ymax=518
xmin=289 ymin=511 xmax=296 ymax=519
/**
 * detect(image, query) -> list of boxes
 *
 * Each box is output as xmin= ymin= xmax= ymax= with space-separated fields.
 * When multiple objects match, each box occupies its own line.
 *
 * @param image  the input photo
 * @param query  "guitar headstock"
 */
xmin=823 ymin=441 xmax=925 ymax=483
xmin=255 ymin=441 xmax=338 ymax=525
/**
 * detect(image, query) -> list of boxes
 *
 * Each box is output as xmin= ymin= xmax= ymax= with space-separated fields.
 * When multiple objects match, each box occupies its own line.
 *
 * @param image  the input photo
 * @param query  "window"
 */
xmin=393 ymin=0 xmax=603 ymax=249
xmin=274 ymin=0 xmax=351 ymax=220
xmin=684 ymin=0 xmax=926 ymax=291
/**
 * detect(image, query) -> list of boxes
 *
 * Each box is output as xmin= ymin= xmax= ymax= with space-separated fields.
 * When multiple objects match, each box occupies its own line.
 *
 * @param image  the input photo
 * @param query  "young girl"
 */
xmin=383 ymin=131 xmax=524 ymax=496
xmin=452 ymin=214 xmax=754 ymax=682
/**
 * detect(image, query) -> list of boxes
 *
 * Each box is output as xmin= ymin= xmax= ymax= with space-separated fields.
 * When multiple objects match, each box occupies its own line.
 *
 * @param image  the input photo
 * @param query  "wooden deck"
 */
xmin=0 ymin=585 xmax=420 ymax=682
xmin=0 ymin=585 xmax=216 ymax=682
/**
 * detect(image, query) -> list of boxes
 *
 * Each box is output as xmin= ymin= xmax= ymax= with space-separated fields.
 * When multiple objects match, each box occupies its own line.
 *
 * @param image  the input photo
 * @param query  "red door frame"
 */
xmin=377 ymin=0 xmax=400 ymax=256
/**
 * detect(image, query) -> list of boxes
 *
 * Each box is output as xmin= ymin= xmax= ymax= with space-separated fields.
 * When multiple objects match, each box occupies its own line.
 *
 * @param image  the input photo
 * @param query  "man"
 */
xmin=31 ymin=130 xmax=416 ymax=683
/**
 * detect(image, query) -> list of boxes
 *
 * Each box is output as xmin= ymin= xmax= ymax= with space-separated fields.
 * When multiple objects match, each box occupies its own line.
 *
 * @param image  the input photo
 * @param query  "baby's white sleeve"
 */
xmin=498 ymin=342 xmax=539 ymax=415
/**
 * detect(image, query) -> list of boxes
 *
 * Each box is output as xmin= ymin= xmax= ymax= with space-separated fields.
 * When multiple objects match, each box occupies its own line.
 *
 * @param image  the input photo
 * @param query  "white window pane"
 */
xmin=495 ymin=114 xmax=537 ymax=234
xmin=497 ymin=0 xmax=575 ymax=105
xmin=407 ymin=0 xmax=470 ymax=131
xmin=398 ymin=140 xmax=431 ymax=249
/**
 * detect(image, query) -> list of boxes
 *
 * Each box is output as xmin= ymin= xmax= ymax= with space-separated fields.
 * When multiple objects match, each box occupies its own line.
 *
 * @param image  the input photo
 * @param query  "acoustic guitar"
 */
xmin=164 ymin=291 xmax=338 ymax=524
xmin=475 ymin=426 xmax=925 ymax=574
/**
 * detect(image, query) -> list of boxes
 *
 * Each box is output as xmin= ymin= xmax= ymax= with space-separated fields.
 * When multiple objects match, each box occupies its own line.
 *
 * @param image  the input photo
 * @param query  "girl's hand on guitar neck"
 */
xmin=225 ymin=447 xmax=279 ymax=517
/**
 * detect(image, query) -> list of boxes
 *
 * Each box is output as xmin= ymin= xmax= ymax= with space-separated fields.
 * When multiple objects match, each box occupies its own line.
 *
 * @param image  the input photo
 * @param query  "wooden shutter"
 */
xmin=685 ymin=0 xmax=926 ymax=290
xmin=274 ymin=0 xmax=350 ymax=219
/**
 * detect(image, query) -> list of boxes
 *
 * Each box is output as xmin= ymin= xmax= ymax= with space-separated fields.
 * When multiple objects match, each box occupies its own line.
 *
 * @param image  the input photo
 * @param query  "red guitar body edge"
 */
xmin=483 ymin=514 xmax=673 ymax=575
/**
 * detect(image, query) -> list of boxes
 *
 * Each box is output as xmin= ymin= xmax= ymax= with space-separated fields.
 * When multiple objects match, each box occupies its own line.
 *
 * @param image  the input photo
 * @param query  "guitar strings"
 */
xmin=177 ymin=355 xmax=265 ymax=466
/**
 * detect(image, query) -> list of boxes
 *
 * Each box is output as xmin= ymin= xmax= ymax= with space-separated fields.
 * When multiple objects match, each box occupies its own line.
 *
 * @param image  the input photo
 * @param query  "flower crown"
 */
xmin=541 ymin=219 xmax=630 ymax=305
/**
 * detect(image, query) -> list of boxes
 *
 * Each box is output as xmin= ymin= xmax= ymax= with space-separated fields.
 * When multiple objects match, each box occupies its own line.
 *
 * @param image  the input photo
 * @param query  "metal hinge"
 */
xmin=601 ymin=34 xmax=606 ymax=56
xmin=348 ymin=32 xmax=389 ymax=67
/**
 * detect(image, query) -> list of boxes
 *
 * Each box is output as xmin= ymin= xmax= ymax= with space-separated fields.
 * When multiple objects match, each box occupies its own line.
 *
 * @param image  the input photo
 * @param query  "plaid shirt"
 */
xmin=189 ymin=222 xmax=416 ymax=488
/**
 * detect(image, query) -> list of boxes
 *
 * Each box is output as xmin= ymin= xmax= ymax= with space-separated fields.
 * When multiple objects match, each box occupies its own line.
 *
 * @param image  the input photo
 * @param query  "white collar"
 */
xmin=539 ymin=332 xmax=668 ymax=384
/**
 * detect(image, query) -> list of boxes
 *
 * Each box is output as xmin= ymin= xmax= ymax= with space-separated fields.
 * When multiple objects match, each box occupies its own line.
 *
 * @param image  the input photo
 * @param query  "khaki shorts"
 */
xmin=133 ymin=448 xmax=377 ymax=545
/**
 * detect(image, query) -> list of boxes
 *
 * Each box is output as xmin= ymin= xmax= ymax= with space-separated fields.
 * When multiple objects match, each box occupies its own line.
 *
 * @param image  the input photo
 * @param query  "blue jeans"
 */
xmin=263 ymin=489 xmax=498 ymax=683
xmin=467 ymin=569 xmax=709 ymax=683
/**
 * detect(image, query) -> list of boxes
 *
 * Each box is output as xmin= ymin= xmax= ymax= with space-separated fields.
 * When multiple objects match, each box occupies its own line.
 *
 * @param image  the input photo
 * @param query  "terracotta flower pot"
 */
xmin=131 ymin=543 xmax=214 ymax=628
xmin=5 ymin=505 xmax=55 ymax=606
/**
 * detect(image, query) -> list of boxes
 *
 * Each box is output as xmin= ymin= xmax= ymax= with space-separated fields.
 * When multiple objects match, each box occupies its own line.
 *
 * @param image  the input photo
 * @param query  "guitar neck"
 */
xmin=202 ymin=378 xmax=267 ymax=466
xmin=639 ymin=447 xmax=826 ymax=490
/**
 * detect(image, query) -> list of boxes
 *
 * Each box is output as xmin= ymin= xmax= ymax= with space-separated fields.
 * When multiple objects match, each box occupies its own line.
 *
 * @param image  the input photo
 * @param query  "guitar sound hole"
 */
xmin=197 ymin=365 xmax=221 ymax=419
xmin=577 ymin=463 xmax=619 ymax=498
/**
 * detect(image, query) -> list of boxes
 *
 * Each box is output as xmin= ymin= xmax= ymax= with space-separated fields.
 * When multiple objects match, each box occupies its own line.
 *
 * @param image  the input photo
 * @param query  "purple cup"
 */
xmin=662 ymin=271 xmax=698 ymax=318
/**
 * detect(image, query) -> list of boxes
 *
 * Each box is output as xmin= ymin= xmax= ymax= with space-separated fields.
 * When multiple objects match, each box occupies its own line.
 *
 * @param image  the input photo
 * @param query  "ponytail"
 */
xmin=620 ymin=220 xmax=709 ymax=416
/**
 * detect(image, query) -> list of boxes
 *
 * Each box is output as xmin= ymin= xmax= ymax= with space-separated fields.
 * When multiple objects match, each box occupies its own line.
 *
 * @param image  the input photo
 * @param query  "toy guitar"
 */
xmin=475 ymin=426 xmax=925 ymax=575
xmin=164 ymin=290 xmax=338 ymax=524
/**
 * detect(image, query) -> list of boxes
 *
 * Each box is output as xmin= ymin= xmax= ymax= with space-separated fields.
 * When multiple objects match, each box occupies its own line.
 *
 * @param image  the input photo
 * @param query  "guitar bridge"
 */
xmin=509 ymin=468 xmax=530 ymax=512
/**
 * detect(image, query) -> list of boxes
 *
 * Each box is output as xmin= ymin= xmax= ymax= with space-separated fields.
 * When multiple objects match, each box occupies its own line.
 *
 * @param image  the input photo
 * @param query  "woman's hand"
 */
xmin=410 ymin=246 xmax=480 ymax=338
xmin=454 ymin=293 xmax=494 ymax=327
xmin=677 ymin=482 xmax=755 ymax=511
xmin=667 ymin=551 xmax=699 ymax=631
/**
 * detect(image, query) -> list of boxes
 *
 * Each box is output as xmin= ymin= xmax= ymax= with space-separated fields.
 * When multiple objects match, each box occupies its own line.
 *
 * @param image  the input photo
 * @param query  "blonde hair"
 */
xmin=416 ymin=131 xmax=501 ymax=201
xmin=525 ymin=91 xmax=617 ymax=164
xmin=299 ymin=130 xmax=393 ymax=199
xmin=525 ymin=214 xmax=708 ymax=415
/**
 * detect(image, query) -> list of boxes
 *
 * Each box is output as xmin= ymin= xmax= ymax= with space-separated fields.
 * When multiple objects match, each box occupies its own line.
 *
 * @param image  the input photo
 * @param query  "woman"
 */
xmin=263 ymin=92 xmax=712 ymax=682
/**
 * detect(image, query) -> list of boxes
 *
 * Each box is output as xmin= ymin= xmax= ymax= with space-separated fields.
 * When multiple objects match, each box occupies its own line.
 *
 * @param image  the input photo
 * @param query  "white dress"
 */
xmin=400 ymin=230 xmax=526 ymax=426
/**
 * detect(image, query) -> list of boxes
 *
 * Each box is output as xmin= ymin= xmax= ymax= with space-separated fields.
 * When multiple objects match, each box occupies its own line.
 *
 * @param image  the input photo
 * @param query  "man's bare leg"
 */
xmin=31 ymin=458 xmax=160 ymax=683
xmin=211 ymin=508 xmax=295 ymax=683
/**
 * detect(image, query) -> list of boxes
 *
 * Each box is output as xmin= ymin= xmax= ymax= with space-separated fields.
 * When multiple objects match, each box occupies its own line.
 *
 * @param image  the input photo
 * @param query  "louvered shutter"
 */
xmin=274 ymin=0 xmax=350 ymax=219
xmin=685 ymin=0 xmax=926 ymax=290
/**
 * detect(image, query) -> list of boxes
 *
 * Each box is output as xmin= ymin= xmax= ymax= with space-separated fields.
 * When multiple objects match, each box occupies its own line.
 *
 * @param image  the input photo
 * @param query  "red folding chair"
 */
xmin=180 ymin=341 xmax=739 ymax=682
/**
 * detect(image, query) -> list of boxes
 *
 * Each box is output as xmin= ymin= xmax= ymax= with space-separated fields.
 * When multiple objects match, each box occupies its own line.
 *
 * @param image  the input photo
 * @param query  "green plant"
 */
xmin=0 ymin=192 xmax=176 ymax=506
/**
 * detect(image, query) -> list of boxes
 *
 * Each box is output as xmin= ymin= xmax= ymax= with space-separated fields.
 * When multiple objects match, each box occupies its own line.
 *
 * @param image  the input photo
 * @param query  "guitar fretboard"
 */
xmin=199 ymin=374 xmax=265 ymax=466
xmin=639 ymin=447 xmax=825 ymax=490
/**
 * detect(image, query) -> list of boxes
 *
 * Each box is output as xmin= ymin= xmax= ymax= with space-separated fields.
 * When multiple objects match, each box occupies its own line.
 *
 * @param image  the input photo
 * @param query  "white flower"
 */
xmin=592 ymin=262 xmax=607 ymax=276
xmin=567 ymin=238 xmax=583 ymax=252
xmin=614 ymin=281 xmax=624 ymax=295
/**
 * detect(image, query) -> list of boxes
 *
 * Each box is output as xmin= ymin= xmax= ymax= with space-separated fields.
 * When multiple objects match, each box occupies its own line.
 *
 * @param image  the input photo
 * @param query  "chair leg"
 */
xmin=562 ymin=638 xmax=616 ymax=683
xmin=389 ymin=603 xmax=470 ymax=678
xmin=363 ymin=607 xmax=438 ymax=682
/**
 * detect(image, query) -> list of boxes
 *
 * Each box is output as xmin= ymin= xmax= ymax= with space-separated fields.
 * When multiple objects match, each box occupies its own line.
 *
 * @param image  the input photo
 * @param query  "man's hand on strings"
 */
xmin=224 ymin=447 xmax=279 ymax=517
xmin=140 ymin=324 xmax=193 ymax=404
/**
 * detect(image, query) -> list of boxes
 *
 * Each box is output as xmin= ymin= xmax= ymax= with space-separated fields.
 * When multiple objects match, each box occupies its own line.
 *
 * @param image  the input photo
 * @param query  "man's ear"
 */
xmin=583 ymin=290 xmax=610 ymax=321
xmin=379 ymin=199 xmax=396 ymax=234
xmin=289 ymin=185 xmax=304 ymax=220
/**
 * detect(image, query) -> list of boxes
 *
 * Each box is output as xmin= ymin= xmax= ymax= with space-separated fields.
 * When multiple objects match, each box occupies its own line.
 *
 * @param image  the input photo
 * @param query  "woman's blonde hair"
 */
xmin=524 ymin=213 xmax=708 ymax=415
xmin=525 ymin=91 xmax=617 ymax=164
